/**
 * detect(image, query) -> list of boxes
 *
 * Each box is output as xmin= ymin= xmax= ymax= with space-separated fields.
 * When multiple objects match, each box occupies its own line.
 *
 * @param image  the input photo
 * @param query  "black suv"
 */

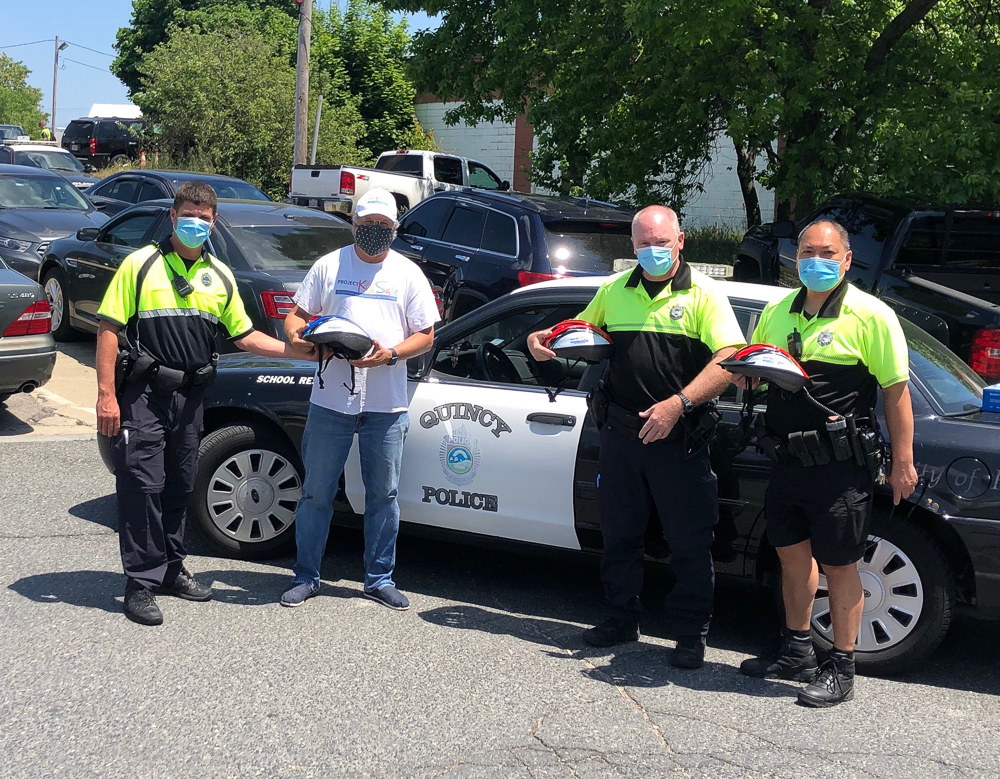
xmin=392 ymin=190 xmax=635 ymax=321
xmin=61 ymin=117 xmax=146 ymax=167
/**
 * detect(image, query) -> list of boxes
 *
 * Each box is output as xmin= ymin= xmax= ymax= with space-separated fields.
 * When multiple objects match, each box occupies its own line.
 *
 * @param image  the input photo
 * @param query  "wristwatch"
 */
xmin=676 ymin=392 xmax=694 ymax=415
xmin=387 ymin=348 xmax=399 ymax=366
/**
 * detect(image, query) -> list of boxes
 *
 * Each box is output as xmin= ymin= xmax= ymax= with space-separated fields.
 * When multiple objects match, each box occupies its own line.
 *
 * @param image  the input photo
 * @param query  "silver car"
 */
xmin=0 ymin=259 xmax=55 ymax=403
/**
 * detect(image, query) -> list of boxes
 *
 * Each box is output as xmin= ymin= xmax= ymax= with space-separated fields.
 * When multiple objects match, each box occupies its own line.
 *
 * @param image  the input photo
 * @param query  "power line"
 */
xmin=63 ymin=40 xmax=114 ymax=58
xmin=63 ymin=57 xmax=112 ymax=74
xmin=0 ymin=39 xmax=54 ymax=50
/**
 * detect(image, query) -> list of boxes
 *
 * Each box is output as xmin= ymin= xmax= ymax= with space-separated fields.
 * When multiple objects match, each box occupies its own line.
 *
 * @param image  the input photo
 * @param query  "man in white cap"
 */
xmin=280 ymin=188 xmax=439 ymax=609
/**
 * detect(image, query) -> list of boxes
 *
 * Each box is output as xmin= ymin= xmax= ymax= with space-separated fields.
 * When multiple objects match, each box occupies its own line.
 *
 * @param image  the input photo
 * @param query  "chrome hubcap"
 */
xmin=44 ymin=278 xmax=63 ymax=331
xmin=207 ymin=449 xmax=301 ymax=543
xmin=812 ymin=536 xmax=925 ymax=651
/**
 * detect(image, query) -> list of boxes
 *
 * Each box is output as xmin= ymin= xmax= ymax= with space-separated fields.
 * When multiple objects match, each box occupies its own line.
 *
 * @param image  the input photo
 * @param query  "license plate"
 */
xmin=71 ymin=144 xmax=79 ymax=151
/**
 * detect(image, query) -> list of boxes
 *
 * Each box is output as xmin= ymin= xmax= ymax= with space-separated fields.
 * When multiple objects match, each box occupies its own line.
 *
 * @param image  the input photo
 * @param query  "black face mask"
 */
xmin=355 ymin=224 xmax=395 ymax=256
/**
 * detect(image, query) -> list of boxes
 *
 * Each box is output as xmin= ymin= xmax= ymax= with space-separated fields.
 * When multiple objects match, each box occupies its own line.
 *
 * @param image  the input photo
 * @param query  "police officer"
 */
xmin=39 ymin=122 xmax=52 ymax=141
xmin=528 ymin=206 xmax=746 ymax=668
xmin=738 ymin=219 xmax=918 ymax=706
xmin=95 ymin=182 xmax=312 ymax=626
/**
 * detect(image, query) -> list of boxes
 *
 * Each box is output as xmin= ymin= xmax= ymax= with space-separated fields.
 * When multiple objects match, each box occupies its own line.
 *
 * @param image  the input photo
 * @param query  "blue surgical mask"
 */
xmin=797 ymin=256 xmax=842 ymax=292
xmin=175 ymin=216 xmax=212 ymax=249
xmin=636 ymin=245 xmax=675 ymax=276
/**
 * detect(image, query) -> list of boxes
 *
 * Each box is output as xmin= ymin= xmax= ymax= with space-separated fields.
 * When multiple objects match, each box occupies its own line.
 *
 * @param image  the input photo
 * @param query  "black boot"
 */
xmin=740 ymin=627 xmax=819 ymax=681
xmin=671 ymin=635 xmax=706 ymax=669
xmin=124 ymin=580 xmax=163 ymax=626
xmin=797 ymin=651 xmax=855 ymax=708
xmin=157 ymin=567 xmax=212 ymax=602
xmin=582 ymin=616 xmax=640 ymax=647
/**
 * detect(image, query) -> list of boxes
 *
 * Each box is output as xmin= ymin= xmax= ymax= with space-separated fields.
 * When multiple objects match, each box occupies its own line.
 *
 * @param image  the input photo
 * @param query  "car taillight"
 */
xmin=89 ymin=137 xmax=97 ymax=155
xmin=969 ymin=328 xmax=1000 ymax=381
xmin=518 ymin=271 xmax=565 ymax=287
xmin=3 ymin=300 xmax=52 ymax=337
xmin=261 ymin=291 xmax=296 ymax=320
xmin=340 ymin=171 xmax=355 ymax=195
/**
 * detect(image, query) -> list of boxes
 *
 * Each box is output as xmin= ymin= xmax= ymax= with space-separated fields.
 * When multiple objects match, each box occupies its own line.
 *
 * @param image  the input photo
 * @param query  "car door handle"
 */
xmin=527 ymin=413 xmax=576 ymax=427
xmin=455 ymin=254 xmax=470 ymax=261
xmin=411 ymin=244 xmax=424 ymax=251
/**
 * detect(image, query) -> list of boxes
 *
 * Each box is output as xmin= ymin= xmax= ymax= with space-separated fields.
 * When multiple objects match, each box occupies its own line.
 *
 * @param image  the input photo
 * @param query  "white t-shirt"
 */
xmin=293 ymin=246 xmax=439 ymax=414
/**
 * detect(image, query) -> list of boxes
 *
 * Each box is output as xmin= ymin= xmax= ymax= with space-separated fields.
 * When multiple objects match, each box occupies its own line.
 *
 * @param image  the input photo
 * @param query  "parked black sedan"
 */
xmin=0 ymin=165 xmax=109 ymax=282
xmin=86 ymin=170 xmax=271 ymax=217
xmin=98 ymin=278 xmax=1000 ymax=675
xmin=40 ymin=199 xmax=354 ymax=343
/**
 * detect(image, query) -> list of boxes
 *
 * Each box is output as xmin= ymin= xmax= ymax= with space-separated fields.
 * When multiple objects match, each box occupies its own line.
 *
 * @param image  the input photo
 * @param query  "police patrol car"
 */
xmin=99 ymin=277 xmax=1000 ymax=674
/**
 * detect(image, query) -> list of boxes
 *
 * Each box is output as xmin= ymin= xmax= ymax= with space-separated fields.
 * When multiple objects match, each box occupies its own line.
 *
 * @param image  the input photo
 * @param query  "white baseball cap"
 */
xmin=354 ymin=188 xmax=398 ymax=222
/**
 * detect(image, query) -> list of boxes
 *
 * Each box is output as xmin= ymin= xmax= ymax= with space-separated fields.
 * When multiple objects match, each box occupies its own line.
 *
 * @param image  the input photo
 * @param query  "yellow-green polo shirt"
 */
xmin=98 ymin=238 xmax=254 ymax=372
xmin=752 ymin=278 xmax=909 ymax=436
xmin=578 ymin=259 xmax=746 ymax=413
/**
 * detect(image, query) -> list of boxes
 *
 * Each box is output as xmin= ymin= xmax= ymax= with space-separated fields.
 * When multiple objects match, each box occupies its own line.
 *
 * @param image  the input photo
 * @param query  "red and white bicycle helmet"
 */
xmin=720 ymin=344 xmax=810 ymax=392
xmin=543 ymin=320 xmax=614 ymax=363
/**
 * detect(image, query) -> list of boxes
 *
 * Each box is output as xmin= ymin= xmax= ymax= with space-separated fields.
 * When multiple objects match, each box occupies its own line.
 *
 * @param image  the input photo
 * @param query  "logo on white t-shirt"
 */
xmin=335 ymin=277 xmax=399 ymax=301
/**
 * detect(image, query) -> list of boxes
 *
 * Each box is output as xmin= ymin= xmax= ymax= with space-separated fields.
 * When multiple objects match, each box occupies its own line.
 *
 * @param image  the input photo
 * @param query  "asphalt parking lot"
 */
xmin=2 ymin=345 xmax=1000 ymax=779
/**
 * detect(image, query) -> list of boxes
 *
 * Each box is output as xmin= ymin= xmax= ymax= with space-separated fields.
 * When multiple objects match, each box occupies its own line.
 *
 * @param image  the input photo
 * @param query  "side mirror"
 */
xmin=770 ymin=220 xmax=796 ymax=239
xmin=500 ymin=180 xmax=511 ymax=191
xmin=84 ymin=163 xmax=96 ymax=173
xmin=77 ymin=227 xmax=101 ymax=242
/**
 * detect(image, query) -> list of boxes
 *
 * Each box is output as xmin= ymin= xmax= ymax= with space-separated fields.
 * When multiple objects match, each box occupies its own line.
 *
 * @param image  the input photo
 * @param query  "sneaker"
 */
xmin=740 ymin=627 xmax=820 ymax=681
xmin=797 ymin=653 xmax=856 ymax=708
xmin=124 ymin=580 xmax=163 ymax=626
xmin=157 ymin=567 xmax=212 ymax=602
xmin=363 ymin=585 xmax=410 ymax=611
xmin=280 ymin=582 xmax=318 ymax=607
xmin=671 ymin=635 xmax=706 ymax=669
xmin=582 ymin=616 xmax=640 ymax=647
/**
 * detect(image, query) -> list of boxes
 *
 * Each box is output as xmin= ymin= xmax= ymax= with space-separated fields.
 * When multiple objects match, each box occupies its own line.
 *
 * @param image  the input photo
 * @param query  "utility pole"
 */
xmin=293 ymin=0 xmax=313 ymax=166
xmin=310 ymin=94 xmax=323 ymax=165
xmin=51 ymin=37 xmax=68 ymax=137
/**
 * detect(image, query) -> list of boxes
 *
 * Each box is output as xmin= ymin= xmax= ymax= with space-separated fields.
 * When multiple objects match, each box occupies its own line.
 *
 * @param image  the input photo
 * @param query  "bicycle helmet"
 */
xmin=542 ymin=320 xmax=614 ymax=363
xmin=720 ymin=344 xmax=810 ymax=393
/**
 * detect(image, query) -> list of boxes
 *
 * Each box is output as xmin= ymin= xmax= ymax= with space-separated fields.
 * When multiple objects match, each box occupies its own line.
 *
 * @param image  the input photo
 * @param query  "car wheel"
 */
xmin=42 ymin=268 xmax=79 ymax=341
xmin=392 ymin=194 xmax=410 ymax=215
xmin=810 ymin=510 xmax=955 ymax=676
xmin=110 ymin=154 xmax=130 ymax=167
xmin=191 ymin=424 xmax=302 ymax=560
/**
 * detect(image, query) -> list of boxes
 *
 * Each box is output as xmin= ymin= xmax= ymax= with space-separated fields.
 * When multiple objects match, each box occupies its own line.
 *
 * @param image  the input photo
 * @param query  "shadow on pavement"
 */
xmin=8 ymin=570 xmax=122 ymax=613
xmin=68 ymin=495 xmax=117 ymax=530
xmin=56 ymin=339 xmax=97 ymax=370
xmin=0 ymin=402 xmax=34 ymax=436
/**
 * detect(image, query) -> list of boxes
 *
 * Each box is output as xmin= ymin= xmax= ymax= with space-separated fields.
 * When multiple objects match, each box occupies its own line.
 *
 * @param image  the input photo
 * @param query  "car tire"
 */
xmin=392 ymin=194 xmax=410 ymax=216
xmin=42 ymin=267 xmax=80 ymax=342
xmin=110 ymin=154 xmax=130 ymax=167
xmin=809 ymin=509 xmax=955 ymax=676
xmin=191 ymin=423 xmax=302 ymax=560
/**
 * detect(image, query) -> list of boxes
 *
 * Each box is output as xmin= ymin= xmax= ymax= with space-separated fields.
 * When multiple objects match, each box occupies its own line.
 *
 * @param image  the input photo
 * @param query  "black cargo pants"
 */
xmin=112 ymin=379 xmax=205 ymax=590
xmin=597 ymin=421 xmax=719 ymax=638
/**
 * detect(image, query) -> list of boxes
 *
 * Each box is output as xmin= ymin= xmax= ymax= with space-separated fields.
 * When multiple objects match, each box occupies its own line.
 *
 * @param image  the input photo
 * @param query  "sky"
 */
xmin=1 ymin=0 xmax=439 ymax=132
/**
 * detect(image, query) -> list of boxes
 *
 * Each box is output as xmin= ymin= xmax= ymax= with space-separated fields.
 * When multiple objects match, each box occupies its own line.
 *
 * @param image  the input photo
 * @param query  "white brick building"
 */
xmin=414 ymin=95 xmax=774 ymax=229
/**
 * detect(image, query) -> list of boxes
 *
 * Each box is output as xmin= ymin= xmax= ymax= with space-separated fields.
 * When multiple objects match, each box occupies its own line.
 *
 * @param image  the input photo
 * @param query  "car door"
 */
xmin=432 ymin=155 xmax=465 ymax=192
xmin=343 ymin=301 xmax=588 ymax=549
xmin=136 ymin=178 xmax=169 ymax=203
xmin=71 ymin=208 xmax=161 ymax=321
xmin=422 ymin=201 xmax=486 ymax=319
xmin=467 ymin=160 xmax=505 ymax=191
xmin=90 ymin=175 xmax=142 ymax=216
xmin=393 ymin=197 xmax=455 ymax=266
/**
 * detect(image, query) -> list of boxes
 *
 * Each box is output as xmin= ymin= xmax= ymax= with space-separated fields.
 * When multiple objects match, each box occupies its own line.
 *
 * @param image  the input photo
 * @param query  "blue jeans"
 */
xmin=292 ymin=403 xmax=409 ymax=592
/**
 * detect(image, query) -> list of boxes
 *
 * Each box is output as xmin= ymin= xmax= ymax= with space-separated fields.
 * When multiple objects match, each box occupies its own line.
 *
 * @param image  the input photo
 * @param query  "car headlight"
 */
xmin=0 ymin=235 xmax=32 ymax=253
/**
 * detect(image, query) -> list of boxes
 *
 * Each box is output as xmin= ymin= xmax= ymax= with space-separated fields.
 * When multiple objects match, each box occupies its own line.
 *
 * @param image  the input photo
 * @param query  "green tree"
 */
xmin=114 ymin=0 xmax=433 ymax=155
xmin=135 ymin=24 xmax=369 ymax=198
xmin=391 ymin=0 xmax=1000 ymax=224
xmin=0 ymin=54 xmax=47 ymax=139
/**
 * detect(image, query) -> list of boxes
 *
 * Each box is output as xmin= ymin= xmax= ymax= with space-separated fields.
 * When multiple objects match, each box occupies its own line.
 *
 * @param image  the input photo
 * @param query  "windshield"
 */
xmin=375 ymin=154 xmax=424 ymax=176
xmin=0 ymin=175 xmax=91 ymax=211
xmin=903 ymin=320 xmax=984 ymax=415
xmin=229 ymin=222 xmax=353 ymax=270
xmin=543 ymin=220 xmax=636 ymax=273
xmin=0 ymin=126 xmax=25 ymax=140
xmin=179 ymin=179 xmax=269 ymax=202
xmin=14 ymin=149 xmax=85 ymax=173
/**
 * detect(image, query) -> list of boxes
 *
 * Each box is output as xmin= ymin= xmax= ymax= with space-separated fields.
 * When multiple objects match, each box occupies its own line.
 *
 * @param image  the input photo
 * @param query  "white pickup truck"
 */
xmin=287 ymin=149 xmax=511 ymax=219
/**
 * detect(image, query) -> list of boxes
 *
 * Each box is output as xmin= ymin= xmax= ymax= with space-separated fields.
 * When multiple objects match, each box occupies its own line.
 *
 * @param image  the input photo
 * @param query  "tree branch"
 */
xmin=866 ymin=0 xmax=943 ymax=71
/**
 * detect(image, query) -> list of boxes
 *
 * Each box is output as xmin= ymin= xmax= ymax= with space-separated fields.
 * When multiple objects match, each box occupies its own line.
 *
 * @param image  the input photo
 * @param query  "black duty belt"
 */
xmin=758 ymin=416 xmax=879 ymax=474
xmin=117 ymin=348 xmax=218 ymax=395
